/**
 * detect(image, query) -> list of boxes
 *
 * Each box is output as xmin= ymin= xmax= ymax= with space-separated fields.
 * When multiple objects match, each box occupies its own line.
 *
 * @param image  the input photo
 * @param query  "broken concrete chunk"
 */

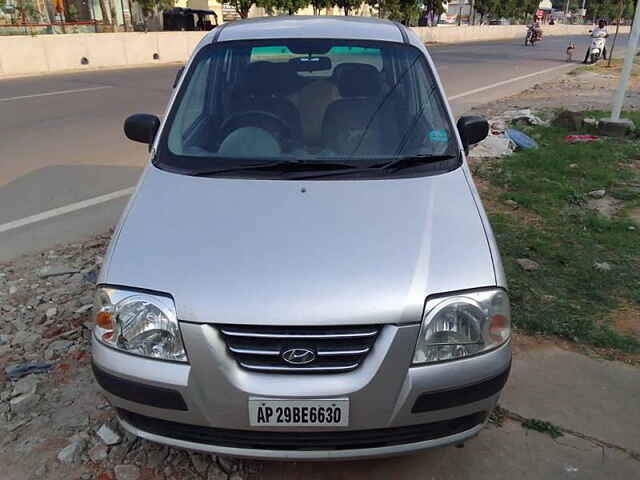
xmin=10 ymin=391 xmax=41 ymax=414
xmin=593 ymin=261 xmax=613 ymax=272
xmin=553 ymin=109 xmax=585 ymax=130
xmin=38 ymin=263 xmax=78 ymax=279
xmin=44 ymin=339 xmax=73 ymax=361
xmin=114 ymin=464 xmax=140 ymax=480
xmin=88 ymin=443 xmax=109 ymax=463
xmin=97 ymin=424 xmax=122 ymax=446
xmin=57 ymin=435 xmax=88 ymax=464
xmin=516 ymin=258 xmax=541 ymax=271
xmin=12 ymin=375 xmax=40 ymax=398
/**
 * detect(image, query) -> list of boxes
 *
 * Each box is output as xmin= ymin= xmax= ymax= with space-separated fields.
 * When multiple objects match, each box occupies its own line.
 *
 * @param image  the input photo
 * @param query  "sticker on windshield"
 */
xmin=429 ymin=129 xmax=449 ymax=143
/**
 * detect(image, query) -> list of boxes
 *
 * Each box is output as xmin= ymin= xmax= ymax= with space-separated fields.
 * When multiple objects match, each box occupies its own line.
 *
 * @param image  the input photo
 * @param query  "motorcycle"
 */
xmin=587 ymin=30 xmax=608 ymax=64
xmin=525 ymin=25 xmax=542 ymax=46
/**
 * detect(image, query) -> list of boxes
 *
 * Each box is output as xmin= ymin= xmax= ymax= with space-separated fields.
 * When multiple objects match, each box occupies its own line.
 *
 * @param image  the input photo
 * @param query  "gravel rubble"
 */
xmin=0 ymin=233 xmax=255 ymax=480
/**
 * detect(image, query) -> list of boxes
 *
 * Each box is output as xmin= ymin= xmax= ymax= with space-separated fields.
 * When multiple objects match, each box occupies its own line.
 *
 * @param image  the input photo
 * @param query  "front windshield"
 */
xmin=158 ymin=39 xmax=458 ymax=177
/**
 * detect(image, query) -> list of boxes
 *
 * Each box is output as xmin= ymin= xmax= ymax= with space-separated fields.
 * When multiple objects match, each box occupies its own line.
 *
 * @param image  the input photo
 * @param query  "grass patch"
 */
xmin=488 ymin=405 xmax=507 ymax=427
xmin=575 ymin=56 xmax=640 ymax=76
xmin=480 ymin=111 xmax=640 ymax=354
xmin=522 ymin=418 xmax=564 ymax=439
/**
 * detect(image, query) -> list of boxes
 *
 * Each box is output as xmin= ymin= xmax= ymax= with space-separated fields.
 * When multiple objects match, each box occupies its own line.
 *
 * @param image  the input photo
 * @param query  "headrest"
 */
xmin=333 ymin=63 xmax=382 ymax=98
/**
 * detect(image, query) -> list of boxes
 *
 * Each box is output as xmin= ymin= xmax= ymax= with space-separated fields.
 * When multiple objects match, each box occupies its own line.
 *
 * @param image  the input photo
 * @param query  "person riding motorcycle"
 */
xmin=584 ymin=19 xmax=609 ymax=63
xmin=527 ymin=20 xmax=543 ymax=42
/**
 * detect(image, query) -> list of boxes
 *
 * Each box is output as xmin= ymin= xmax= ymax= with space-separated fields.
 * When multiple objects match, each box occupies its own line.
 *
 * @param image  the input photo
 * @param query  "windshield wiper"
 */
xmin=190 ymin=159 xmax=358 ymax=177
xmin=289 ymin=154 xmax=457 ymax=180
xmin=374 ymin=154 xmax=457 ymax=172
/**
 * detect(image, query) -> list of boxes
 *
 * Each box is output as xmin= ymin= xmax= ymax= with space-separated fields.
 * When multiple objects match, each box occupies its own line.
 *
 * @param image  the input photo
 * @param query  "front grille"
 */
xmin=217 ymin=324 xmax=381 ymax=373
xmin=119 ymin=409 xmax=487 ymax=450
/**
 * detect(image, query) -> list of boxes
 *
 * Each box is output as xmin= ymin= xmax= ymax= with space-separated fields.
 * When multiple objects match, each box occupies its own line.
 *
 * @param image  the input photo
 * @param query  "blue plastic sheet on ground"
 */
xmin=506 ymin=128 xmax=539 ymax=150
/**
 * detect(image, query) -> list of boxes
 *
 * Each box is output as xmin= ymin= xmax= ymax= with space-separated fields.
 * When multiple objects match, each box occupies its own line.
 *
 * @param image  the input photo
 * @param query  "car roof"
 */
xmin=213 ymin=16 xmax=405 ymax=44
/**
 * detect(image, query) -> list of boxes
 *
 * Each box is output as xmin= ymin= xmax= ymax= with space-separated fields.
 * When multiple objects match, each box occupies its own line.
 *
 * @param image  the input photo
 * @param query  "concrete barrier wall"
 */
xmin=0 ymin=26 xmax=630 ymax=78
xmin=413 ymin=24 xmax=630 ymax=44
xmin=0 ymin=31 xmax=207 ymax=77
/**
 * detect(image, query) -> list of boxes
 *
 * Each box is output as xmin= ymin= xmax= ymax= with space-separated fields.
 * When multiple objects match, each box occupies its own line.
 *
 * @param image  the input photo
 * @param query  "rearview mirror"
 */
xmin=289 ymin=56 xmax=332 ymax=72
xmin=124 ymin=114 xmax=160 ymax=148
xmin=457 ymin=116 xmax=489 ymax=154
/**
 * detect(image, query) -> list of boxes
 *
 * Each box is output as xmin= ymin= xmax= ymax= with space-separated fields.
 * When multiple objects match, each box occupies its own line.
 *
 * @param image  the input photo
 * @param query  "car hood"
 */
xmin=102 ymin=166 xmax=496 ymax=325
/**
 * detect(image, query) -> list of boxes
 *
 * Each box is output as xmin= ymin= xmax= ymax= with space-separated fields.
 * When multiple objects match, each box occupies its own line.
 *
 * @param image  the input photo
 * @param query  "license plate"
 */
xmin=249 ymin=398 xmax=349 ymax=427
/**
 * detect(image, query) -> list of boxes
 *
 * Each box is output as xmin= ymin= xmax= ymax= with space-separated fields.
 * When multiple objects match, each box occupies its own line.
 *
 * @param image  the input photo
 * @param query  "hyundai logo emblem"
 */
xmin=281 ymin=348 xmax=316 ymax=365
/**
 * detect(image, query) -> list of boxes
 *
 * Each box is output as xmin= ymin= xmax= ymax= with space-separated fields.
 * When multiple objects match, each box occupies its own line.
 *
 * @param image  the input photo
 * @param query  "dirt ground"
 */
xmin=467 ymin=59 xmax=640 ymax=118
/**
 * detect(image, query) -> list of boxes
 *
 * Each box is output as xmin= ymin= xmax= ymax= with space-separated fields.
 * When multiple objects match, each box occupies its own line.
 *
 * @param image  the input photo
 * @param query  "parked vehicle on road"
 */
xmin=92 ymin=16 xmax=511 ymax=460
xmin=586 ymin=27 xmax=608 ymax=64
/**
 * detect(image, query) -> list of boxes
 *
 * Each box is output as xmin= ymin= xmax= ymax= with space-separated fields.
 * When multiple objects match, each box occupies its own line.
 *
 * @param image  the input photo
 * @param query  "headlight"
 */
xmin=94 ymin=287 xmax=188 ymax=362
xmin=412 ymin=289 xmax=510 ymax=365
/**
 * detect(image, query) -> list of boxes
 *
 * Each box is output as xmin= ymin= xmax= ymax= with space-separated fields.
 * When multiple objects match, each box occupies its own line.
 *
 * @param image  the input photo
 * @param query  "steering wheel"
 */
xmin=218 ymin=110 xmax=293 ymax=152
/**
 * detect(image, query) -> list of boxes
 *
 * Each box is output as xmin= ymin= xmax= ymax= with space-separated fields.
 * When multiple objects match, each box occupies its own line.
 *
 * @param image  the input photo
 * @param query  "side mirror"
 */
xmin=124 ymin=114 xmax=160 ymax=148
xmin=457 ymin=116 xmax=489 ymax=154
xmin=173 ymin=66 xmax=184 ymax=88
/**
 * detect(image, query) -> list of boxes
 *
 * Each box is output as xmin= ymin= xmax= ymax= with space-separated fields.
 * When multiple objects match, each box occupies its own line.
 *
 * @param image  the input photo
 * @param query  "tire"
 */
xmin=591 ymin=53 xmax=598 ymax=64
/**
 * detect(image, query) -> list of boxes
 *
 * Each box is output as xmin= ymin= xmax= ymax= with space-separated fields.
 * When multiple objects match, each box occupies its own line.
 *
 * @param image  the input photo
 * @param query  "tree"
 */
xmin=422 ymin=0 xmax=445 ymax=25
xmin=231 ymin=0 xmax=254 ymax=18
xmin=310 ymin=0 xmax=332 ymax=15
xmin=136 ymin=0 xmax=173 ymax=30
xmin=98 ymin=0 xmax=111 ymax=24
xmin=394 ymin=0 xmax=421 ymax=25
xmin=474 ymin=0 xmax=501 ymax=23
xmin=484 ymin=0 xmax=537 ymax=22
xmin=257 ymin=0 xmax=309 ymax=15
xmin=584 ymin=0 xmax=640 ymax=22
xmin=622 ymin=0 xmax=638 ymax=21
xmin=518 ymin=0 xmax=542 ymax=23
xmin=15 ymin=0 xmax=39 ymax=22
xmin=368 ymin=0 xmax=422 ymax=24
xmin=335 ymin=0 xmax=361 ymax=15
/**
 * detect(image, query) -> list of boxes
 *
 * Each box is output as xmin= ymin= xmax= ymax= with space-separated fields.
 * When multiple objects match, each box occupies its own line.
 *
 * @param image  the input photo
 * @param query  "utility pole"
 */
xmin=600 ymin=0 xmax=640 ymax=134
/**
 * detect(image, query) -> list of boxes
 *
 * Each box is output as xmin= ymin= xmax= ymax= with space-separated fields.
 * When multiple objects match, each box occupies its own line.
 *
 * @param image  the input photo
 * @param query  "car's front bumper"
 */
xmin=92 ymin=323 xmax=511 ymax=460
xmin=117 ymin=408 xmax=487 ymax=460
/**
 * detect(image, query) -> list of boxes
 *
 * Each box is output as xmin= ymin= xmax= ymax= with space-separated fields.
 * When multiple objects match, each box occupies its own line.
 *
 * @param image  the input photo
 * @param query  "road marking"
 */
xmin=0 ymin=187 xmax=134 ymax=234
xmin=0 ymin=86 xmax=112 ymax=103
xmin=449 ymin=63 xmax=574 ymax=100
xmin=0 ymin=62 xmax=578 ymax=235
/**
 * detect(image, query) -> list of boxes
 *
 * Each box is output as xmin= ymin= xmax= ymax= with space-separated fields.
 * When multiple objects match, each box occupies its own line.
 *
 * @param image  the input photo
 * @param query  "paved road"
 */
xmin=0 ymin=33 xmax=629 ymax=260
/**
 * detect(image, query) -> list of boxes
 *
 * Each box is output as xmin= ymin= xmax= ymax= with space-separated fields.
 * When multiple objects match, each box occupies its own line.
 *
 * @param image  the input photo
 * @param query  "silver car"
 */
xmin=92 ymin=16 xmax=511 ymax=460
